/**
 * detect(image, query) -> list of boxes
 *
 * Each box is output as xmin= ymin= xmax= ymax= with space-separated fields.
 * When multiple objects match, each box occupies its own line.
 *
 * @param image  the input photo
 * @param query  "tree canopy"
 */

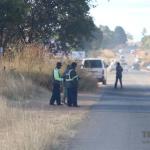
xmin=0 ymin=0 xmax=96 ymax=52
xmin=113 ymin=26 xmax=127 ymax=45
xmin=141 ymin=36 xmax=150 ymax=49
xmin=0 ymin=0 xmax=26 ymax=50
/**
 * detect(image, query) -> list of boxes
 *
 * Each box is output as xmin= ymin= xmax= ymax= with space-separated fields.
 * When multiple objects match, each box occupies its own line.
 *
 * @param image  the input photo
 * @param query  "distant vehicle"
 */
xmin=81 ymin=58 xmax=107 ymax=84
xmin=120 ymin=55 xmax=125 ymax=60
xmin=134 ymin=57 xmax=141 ymax=63
xmin=119 ymin=55 xmax=126 ymax=64
xmin=131 ymin=63 xmax=140 ymax=70
xmin=146 ymin=64 xmax=150 ymax=70
xmin=130 ymin=49 xmax=136 ymax=54
xmin=118 ymin=49 xmax=123 ymax=54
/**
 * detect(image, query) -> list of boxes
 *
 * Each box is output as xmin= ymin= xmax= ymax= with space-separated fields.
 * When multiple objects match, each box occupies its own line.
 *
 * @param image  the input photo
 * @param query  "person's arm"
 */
xmin=121 ymin=66 xmax=123 ymax=72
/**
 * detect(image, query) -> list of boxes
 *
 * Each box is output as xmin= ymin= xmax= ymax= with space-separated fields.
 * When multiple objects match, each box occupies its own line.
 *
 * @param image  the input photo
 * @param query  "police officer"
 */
xmin=50 ymin=62 xmax=63 ymax=105
xmin=66 ymin=62 xmax=79 ymax=107
xmin=114 ymin=62 xmax=123 ymax=88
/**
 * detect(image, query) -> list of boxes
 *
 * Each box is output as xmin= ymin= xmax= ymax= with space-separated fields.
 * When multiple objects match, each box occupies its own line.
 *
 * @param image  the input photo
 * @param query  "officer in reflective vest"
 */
xmin=66 ymin=62 xmax=79 ymax=107
xmin=50 ymin=62 xmax=63 ymax=105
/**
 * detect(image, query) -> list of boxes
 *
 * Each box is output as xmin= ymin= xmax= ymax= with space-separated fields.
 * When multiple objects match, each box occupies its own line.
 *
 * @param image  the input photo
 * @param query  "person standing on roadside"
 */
xmin=50 ymin=62 xmax=63 ymax=105
xmin=114 ymin=62 xmax=123 ymax=88
xmin=66 ymin=62 xmax=79 ymax=107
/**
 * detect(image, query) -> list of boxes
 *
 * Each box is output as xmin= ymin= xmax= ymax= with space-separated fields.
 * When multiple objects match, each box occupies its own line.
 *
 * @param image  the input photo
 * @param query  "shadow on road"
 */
xmin=92 ymin=84 xmax=150 ymax=113
xmin=102 ymin=85 xmax=150 ymax=98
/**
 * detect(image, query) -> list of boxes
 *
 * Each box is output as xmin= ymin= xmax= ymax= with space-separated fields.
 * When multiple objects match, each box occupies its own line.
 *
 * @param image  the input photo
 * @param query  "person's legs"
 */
xmin=67 ymin=88 xmax=72 ymax=106
xmin=69 ymin=88 xmax=76 ymax=106
xmin=72 ymin=88 xmax=78 ymax=107
xmin=50 ymin=84 xmax=56 ymax=105
xmin=119 ymin=77 xmax=123 ymax=88
xmin=55 ymin=84 xmax=61 ymax=105
xmin=114 ymin=77 xmax=118 ymax=88
xmin=62 ymin=86 xmax=67 ymax=104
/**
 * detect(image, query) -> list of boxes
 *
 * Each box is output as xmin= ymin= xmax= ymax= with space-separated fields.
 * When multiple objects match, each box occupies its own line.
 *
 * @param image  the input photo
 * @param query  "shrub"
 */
xmin=78 ymin=70 xmax=97 ymax=92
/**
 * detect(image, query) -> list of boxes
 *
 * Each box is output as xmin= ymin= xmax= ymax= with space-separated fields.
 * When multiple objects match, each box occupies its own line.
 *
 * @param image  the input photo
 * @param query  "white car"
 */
xmin=81 ymin=58 xmax=107 ymax=84
xmin=146 ymin=64 xmax=150 ymax=70
xmin=130 ymin=49 xmax=136 ymax=54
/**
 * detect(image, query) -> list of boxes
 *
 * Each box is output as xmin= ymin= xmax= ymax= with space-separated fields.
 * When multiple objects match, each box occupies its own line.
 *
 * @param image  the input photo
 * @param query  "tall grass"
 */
xmin=78 ymin=70 xmax=97 ymax=92
xmin=0 ymin=44 xmax=97 ymax=100
xmin=1 ymin=45 xmax=56 ymax=99
xmin=0 ymin=71 xmax=35 ymax=100
xmin=0 ymin=45 xmax=97 ymax=149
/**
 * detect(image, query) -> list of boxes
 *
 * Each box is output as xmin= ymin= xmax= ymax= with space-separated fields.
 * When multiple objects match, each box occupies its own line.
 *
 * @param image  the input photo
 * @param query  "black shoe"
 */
xmin=57 ymin=104 xmax=63 ymax=106
xmin=73 ymin=105 xmax=79 ymax=107
xmin=50 ymin=103 xmax=55 ymax=106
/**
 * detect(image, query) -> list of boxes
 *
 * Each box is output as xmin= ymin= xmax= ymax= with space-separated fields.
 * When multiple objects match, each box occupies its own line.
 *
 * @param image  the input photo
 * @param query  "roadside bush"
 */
xmin=0 ymin=44 xmax=99 ymax=100
xmin=0 ymin=71 xmax=35 ymax=100
xmin=78 ymin=70 xmax=97 ymax=92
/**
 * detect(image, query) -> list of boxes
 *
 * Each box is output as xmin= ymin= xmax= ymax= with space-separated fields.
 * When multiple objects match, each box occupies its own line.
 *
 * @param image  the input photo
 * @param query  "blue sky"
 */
xmin=90 ymin=0 xmax=150 ymax=41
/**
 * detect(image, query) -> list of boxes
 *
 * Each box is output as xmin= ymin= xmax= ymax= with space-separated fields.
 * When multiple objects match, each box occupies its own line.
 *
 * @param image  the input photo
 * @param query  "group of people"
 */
xmin=49 ymin=61 xmax=123 ymax=107
xmin=49 ymin=61 xmax=79 ymax=107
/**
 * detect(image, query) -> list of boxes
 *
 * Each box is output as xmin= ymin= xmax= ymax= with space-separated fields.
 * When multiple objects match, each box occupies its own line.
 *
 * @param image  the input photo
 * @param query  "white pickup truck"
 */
xmin=81 ymin=58 xmax=107 ymax=85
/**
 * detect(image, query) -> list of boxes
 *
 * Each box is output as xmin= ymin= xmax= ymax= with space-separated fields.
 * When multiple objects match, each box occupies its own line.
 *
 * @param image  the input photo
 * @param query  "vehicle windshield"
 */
xmin=84 ymin=60 xmax=102 ymax=68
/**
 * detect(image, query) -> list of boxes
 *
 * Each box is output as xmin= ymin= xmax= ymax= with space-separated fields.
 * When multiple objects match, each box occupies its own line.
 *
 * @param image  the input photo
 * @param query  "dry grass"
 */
xmin=0 ymin=45 xmax=98 ymax=149
xmin=0 ymin=44 xmax=98 ymax=98
xmin=0 ymin=71 xmax=37 ymax=100
xmin=0 ymin=97 xmax=94 ymax=150
xmin=78 ymin=70 xmax=98 ymax=92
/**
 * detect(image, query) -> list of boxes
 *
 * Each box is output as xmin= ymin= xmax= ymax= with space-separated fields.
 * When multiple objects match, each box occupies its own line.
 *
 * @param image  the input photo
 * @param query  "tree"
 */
xmin=81 ymin=27 xmax=103 ymax=51
xmin=142 ymin=27 xmax=147 ymax=37
xmin=141 ymin=35 xmax=150 ymax=49
xmin=100 ymin=25 xmax=114 ymax=48
xmin=113 ymin=26 xmax=127 ymax=45
xmin=0 ymin=0 xmax=26 ymax=52
xmin=21 ymin=0 xmax=96 ymax=50
xmin=0 ymin=0 xmax=96 ymax=52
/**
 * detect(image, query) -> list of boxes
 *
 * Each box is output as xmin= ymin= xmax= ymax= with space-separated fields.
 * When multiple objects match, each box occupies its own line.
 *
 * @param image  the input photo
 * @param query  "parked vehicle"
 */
xmin=131 ymin=63 xmax=140 ymax=70
xmin=81 ymin=58 xmax=107 ymax=84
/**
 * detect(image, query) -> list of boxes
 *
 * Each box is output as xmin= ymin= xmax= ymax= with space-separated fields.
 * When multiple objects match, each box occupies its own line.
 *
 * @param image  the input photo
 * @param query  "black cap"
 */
xmin=56 ymin=62 xmax=62 ymax=67
xmin=71 ymin=62 xmax=77 ymax=68
xmin=117 ymin=62 xmax=120 ymax=65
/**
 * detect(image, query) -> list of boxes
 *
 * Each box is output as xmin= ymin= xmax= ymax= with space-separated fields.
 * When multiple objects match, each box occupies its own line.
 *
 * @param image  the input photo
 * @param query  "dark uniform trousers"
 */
xmin=50 ymin=83 xmax=61 ymax=105
xmin=67 ymin=87 xmax=77 ymax=106
xmin=114 ymin=75 xmax=123 ymax=88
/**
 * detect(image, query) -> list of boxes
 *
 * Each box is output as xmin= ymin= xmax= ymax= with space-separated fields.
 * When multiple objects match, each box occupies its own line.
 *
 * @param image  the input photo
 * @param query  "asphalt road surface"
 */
xmin=68 ymin=70 xmax=150 ymax=150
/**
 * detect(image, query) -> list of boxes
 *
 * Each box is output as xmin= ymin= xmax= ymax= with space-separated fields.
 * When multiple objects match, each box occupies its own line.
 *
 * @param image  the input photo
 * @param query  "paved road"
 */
xmin=68 ymin=71 xmax=150 ymax=150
